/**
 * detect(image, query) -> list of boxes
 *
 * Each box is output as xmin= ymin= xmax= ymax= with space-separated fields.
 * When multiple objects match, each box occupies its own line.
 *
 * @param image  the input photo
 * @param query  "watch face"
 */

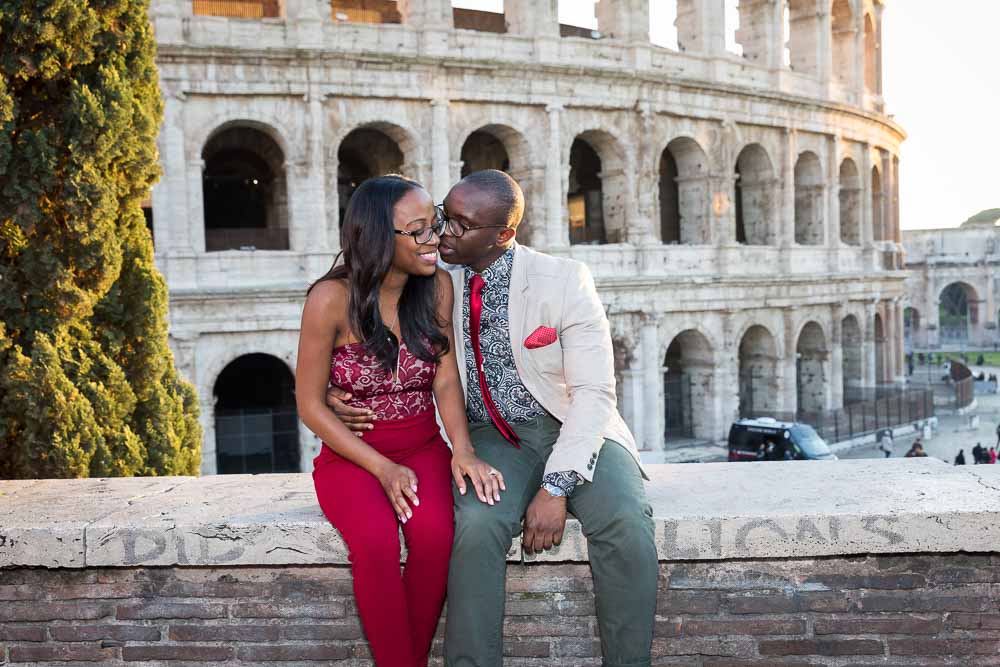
xmin=542 ymin=483 xmax=566 ymax=497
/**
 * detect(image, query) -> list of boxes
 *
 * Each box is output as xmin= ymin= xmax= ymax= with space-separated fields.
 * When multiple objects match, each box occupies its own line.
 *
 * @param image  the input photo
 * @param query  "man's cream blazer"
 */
xmin=449 ymin=243 xmax=646 ymax=482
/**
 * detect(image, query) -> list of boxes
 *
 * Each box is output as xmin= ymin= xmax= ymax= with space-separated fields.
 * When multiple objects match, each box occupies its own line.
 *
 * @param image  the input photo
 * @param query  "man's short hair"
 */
xmin=459 ymin=169 xmax=525 ymax=229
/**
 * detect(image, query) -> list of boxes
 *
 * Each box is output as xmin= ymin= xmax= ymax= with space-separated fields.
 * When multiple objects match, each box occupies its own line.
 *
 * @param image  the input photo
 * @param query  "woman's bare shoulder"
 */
xmin=304 ymin=278 xmax=350 ymax=324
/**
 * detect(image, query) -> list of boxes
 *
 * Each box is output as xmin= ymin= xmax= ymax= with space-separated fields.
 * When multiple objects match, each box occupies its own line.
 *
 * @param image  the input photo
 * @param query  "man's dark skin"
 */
xmin=327 ymin=181 xmax=567 ymax=555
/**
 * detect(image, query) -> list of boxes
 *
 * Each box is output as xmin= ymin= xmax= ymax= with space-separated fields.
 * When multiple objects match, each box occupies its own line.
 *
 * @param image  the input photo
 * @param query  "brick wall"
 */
xmin=1 ymin=553 xmax=997 ymax=666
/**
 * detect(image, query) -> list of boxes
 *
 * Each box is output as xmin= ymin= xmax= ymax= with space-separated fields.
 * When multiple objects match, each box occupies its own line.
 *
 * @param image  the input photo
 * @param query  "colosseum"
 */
xmin=147 ymin=0 xmax=906 ymax=474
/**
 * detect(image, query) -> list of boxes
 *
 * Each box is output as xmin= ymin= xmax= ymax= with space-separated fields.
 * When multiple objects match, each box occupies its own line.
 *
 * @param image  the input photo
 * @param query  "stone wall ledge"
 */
xmin=2 ymin=459 xmax=998 ymax=569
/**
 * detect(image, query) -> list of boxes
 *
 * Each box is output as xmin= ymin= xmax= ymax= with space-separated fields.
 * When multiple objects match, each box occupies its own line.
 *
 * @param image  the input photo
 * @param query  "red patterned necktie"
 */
xmin=469 ymin=274 xmax=520 ymax=448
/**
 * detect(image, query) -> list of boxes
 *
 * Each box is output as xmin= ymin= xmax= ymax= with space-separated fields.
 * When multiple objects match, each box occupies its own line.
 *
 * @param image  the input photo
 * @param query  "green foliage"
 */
xmin=962 ymin=208 xmax=1000 ymax=227
xmin=0 ymin=0 xmax=201 ymax=478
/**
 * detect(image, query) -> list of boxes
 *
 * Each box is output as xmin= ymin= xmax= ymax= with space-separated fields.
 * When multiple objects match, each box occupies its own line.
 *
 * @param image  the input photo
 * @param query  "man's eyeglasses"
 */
xmin=394 ymin=214 xmax=446 ymax=245
xmin=435 ymin=204 xmax=510 ymax=238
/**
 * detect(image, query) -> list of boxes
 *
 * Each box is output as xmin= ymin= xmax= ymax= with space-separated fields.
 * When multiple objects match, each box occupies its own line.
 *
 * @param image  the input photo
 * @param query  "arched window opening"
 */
xmin=796 ymin=322 xmax=828 ymax=418
xmin=568 ymin=138 xmax=607 ymax=245
xmin=734 ymin=144 xmax=775 ymax=246
xmin=794 ymin=151 xmax=824 ymax=245
xmin=337 ymin=127 xmax=404 ymax=227
xmin=214 ymin=354 xmax=300 ymax=474
xmin=203 ymin=126 xmax=288 ymax=251
xmin=739 ymin=325 xmax=778 ymax=418
xmin=663 ymin=330 xmax=714 ymax=441
xmin=839 ymin=158 xmax=861 ymax=245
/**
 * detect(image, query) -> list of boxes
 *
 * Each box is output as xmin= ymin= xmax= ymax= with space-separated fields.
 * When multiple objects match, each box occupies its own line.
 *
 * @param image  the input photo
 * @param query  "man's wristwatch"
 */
xmin=541 ymin=471 xmax=581 ymax=498
xmin=541 ymin=482 xmax=569 ymax=498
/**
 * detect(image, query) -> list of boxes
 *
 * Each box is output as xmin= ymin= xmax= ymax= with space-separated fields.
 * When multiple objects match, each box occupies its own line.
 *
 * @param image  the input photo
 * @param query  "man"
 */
xmin=328 ymin=170 xmax=657 ymax=667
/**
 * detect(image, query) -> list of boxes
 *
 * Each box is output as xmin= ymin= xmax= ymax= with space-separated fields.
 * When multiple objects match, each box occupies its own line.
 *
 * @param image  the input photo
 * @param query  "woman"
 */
xmin=296 ymin=175 xmax=504 ymax=666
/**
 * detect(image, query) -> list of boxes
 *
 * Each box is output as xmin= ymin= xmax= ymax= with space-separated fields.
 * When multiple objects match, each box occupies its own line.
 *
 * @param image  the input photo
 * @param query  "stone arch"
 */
xmin=336 ymin=121 xmax=419 ymax=227
xmin=213 ymin=353 xmax=300 ymax=474
xmin=568 ymin=130 xmax=628 ymax=245
xmin=939 ymin=282 xmax=978 ymax=344
xmin=796 ymin=321 xmax=829 ymax=416
xmin=842 ymin=314 xmax=863 ymax=402
xmin=734 ymin=143 xmax=776 ymax=246
xmin=659 ymin=136 xmax=711 ymax=245
xmin=663 ymin=329 xmax=715 ymax=441
xmin=201 ymin=124 xmax=289 ymax=251
xmin=461 ymin=130 xmax=510 ymax=175
xmin=871 ymin=164 xmax=884 ymax=241
xmin=738 ymin=324 xmax=779 ymax=418
xmin=459 ymin=123 xmax=538 ymax=245
xmin=787 ymin=0 xmax=821 ymax=75
xmin=794 ymin=151 xmax=824 ymax=245
xmin=329 ymin=118 xmax=421 ymax=171
xmin=193 ymin=114 xmax=295 ymax=163
xmin=839 ymin=157 xmax=861 ymax=245
xmin=831 ymin=0 xmax=857 ymax=89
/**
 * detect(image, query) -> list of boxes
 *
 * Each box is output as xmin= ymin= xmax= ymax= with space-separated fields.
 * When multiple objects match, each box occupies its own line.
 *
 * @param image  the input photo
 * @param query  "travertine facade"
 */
xmin=902 ymin=211 xmax=1000 ymax=351
xmin=148 ymin=0 xmax=906 ymax=474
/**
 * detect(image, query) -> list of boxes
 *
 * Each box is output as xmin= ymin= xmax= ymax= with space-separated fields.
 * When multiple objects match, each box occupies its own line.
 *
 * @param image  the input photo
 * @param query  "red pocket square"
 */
xmin=524 ymin=326 xmax=558 ymax=349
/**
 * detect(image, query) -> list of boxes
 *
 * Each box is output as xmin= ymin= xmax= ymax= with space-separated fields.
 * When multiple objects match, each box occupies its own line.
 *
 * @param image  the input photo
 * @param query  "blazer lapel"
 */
xmin=508 ymin=244 xmax=531 ymax=374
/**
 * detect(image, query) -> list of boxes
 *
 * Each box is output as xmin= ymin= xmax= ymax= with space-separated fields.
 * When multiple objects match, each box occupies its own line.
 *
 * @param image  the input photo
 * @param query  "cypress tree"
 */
xmin=0 ymin=0 xmax=201 ymax=478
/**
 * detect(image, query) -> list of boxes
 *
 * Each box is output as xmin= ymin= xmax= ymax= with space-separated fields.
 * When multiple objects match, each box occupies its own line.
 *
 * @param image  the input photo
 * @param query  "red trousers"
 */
xmin=313 ymin=410 xmax=454 ymax=667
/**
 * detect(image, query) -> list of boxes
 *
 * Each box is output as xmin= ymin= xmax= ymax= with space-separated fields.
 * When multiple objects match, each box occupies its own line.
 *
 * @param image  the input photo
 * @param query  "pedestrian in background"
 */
xmin=954 ymin=449 xmax=966 ymax=465
xmin=878 ymin=429 xmax=894 ymax=458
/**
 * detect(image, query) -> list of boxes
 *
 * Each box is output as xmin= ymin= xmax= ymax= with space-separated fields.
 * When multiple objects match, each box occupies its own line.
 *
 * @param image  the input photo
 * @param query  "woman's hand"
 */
xmin=376 ymin=461 xmax=420 ymax=522
xmin=451 ymin=449 xmax=505 ymax=505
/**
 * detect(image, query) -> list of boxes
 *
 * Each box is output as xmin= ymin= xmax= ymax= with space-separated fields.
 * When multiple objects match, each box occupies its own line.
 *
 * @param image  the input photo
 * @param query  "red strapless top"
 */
xmin=331 ymin=341 xmax=436 ymax=422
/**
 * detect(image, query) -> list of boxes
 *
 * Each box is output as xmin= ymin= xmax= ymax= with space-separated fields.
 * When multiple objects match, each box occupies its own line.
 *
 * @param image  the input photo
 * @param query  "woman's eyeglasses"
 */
xmin=394 ymin=213 xmax=447 ymax=245
xmin=434 ymin=204 xmax=510 ymax=238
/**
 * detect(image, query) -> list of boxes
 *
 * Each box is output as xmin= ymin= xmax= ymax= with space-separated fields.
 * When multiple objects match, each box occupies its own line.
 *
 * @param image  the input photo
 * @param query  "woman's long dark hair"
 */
xmin=308 ymin=175 xmax=448 ymax=373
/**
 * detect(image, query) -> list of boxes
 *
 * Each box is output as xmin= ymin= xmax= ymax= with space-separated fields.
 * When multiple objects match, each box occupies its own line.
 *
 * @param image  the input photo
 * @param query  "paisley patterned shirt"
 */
xmin=463 ymin=248 xmax=582 ymax=496
xmin=463 ymin=248 xmax=547 ymax=425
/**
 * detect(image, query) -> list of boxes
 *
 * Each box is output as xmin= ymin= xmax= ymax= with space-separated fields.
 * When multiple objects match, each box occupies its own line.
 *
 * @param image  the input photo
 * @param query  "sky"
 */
xmin=452 ymin=0 xmax=1000 ymax=230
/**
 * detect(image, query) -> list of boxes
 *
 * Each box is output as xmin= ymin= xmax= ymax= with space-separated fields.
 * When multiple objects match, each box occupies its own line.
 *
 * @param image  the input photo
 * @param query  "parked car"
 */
xmin=727 ymin=417 xmax=837 ymax=461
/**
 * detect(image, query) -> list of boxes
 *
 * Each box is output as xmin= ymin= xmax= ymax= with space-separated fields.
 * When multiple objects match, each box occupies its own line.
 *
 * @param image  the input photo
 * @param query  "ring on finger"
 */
xmin=487 ymin=469 xmax=499 ymax=477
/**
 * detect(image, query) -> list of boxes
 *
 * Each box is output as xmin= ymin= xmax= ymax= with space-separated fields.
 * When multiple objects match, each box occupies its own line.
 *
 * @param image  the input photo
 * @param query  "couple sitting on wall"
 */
xmin=296 ymin=169 xmax=657 ymax=667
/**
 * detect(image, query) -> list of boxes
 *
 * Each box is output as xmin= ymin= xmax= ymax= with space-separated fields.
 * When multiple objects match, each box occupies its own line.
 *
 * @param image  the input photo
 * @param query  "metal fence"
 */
xmin=205 ymin=227 xmax=290 ymax=252
xmin=908 ymin=355 xmax=976 ymax=411
xmin=215 ymin=408 xmax=300 ymax=474
xmin=663 ymin=375 xmax=693 ymax=440
xmin=955 ymin=376 xmax=974 ymax=408
xmin=797 ymin=387 xmax=934 ymax=444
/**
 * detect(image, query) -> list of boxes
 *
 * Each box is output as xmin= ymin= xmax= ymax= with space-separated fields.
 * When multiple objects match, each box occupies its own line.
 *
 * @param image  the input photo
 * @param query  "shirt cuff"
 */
xmin=541 ymin=471 xmax=583 ymax=497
